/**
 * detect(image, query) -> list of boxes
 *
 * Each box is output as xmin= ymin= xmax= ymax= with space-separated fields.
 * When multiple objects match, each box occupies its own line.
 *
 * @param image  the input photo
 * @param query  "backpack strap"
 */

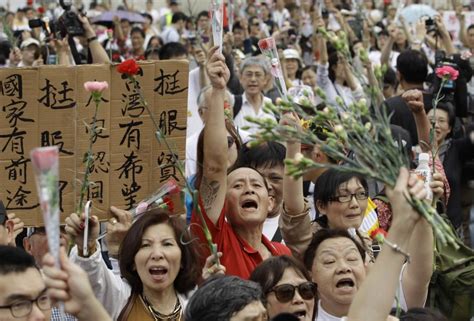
xmin=233 ymin=94 xmax=243 ymax=119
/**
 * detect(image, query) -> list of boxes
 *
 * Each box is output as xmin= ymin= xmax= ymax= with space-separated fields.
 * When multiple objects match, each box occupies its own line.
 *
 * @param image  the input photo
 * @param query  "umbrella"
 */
xmin=91 ymin=10 xmax=146 ymax=27
xmin=400 ymin=4 xmax=438 ymax=24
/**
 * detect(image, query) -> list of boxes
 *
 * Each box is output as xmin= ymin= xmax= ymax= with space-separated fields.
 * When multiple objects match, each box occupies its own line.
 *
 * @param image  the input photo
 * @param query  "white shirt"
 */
xmin=187 ymin=67 xmax=203 ymax=138
xmin=161 ymin=25 xmax=180 ymax=44
xmin=185 ymin=128 xmax=251 ymax=179
xmin=316 ymin=63 xmax=365 ymax=109
xmin=263 ymin=214 xmax=280 ymax=241
xmin=272 ymin=8 xmax=290 ymax=28
xmin=233 ymin=94 xmax=276 ymax=135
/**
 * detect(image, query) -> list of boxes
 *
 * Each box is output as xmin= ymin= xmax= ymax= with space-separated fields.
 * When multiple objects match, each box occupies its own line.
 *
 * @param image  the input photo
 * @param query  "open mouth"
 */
xmin=241 ymin=199 xmax=258 ymax=210
xmin=293 ymin=310 xmax=307 ymax=319
xmin=149 ymin=267 xmax=168 ymax=276
xmin=336 ymin=278 xmax=355 ymax=289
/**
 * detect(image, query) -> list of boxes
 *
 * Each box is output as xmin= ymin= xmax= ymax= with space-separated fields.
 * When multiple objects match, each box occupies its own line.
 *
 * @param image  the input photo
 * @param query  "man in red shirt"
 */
xmin=191 ymin=47 xmax=290 ymax=280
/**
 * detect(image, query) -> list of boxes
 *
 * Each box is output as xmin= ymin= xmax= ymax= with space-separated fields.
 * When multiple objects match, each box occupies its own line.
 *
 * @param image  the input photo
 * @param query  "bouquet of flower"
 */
xmin=131 ymin=178 xmax=182 ymax=218
xmin=30 ymin=146 xmax=61 ymax=265
xmin=258 ymin=37 xmax=288 ymax=97
xmin=246 ymin=93 xmax=458 ymax=248
xmin=210 ymin=0 xmax=224 ymax=53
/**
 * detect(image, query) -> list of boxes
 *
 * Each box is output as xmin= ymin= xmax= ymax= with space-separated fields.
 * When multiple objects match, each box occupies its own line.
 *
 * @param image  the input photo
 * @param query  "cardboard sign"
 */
xmin=0 ymin=61 xmax=188 ymax=226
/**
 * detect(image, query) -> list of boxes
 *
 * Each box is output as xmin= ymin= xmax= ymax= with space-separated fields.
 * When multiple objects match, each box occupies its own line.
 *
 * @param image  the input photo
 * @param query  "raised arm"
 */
xmin=79 ymin=15 xmax=110 ymax=64
xmin=381 ymin=24 xmax=397 ymax=67
xmin=200 ymin=46 xmax=230 ymax=225
xmin=435 ymin=16 xmax=456 ymax=56
xmin=347 ymin=168 xmax=427 ymax=321
xmin=43 ymin=249 xmax=113 ymax=321
xmin=402 ymin=89 xmax=432 ymax=151
xmin=282 ymin=113 xmax=304 ymax=215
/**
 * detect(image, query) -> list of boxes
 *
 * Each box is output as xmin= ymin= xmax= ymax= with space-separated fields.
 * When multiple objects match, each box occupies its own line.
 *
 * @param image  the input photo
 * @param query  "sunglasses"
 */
xmin=270 ymin=282 xmax=317 ymax=303
xmin=227 ymin=136 xmax=235 ymax=148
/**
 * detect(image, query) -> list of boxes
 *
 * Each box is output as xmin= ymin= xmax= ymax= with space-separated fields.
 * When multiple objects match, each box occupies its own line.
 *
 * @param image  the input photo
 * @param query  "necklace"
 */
xmin=141 ymin=293 xmax=182 ymax=321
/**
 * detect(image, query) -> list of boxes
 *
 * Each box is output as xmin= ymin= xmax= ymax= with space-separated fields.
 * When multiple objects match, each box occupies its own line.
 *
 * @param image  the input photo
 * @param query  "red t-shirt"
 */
xmin=191 ymin=199 xmax=291 ymax=280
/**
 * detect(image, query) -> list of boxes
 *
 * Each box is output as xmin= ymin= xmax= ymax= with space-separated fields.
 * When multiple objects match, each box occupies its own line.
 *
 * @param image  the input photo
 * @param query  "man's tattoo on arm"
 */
xmin=201 ymin=177 xmax=220 ymax=211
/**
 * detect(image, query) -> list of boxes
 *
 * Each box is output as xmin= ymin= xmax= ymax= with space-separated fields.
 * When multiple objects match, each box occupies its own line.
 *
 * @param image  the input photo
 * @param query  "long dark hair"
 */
xmin=118 ymin=208 xmax=200 ymax=295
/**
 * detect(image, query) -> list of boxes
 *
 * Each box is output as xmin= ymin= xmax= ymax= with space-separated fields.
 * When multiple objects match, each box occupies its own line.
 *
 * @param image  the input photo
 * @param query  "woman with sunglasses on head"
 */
xmin=250 ymin=255 xmax=316 ymax=321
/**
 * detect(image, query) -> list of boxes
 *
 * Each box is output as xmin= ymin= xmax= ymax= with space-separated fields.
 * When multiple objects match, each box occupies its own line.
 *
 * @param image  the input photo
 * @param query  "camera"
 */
xmin=55 ymin=0 xmax=84 ymax=38
xmin=425 ymin=17 xmax=437 ymax=34
xmin=28 ymin=0 xmax=83 ymax=39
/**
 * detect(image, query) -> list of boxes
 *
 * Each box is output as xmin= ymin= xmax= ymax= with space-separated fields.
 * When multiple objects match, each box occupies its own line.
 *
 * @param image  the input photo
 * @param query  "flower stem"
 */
xmin=77 ymin=97 xmax=100 ymax=214
xmin=131 ymin=76 xmax=219 ymax=264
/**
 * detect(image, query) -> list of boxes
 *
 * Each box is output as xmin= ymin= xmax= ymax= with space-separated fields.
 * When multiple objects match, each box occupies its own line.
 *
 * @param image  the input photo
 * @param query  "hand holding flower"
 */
xmin=206 ymin=46 xmax=230 ymax=90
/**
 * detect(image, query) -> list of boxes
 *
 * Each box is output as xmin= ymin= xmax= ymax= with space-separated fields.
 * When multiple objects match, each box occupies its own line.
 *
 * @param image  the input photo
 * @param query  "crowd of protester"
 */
xmin=0 ymin=0 xmax=474 ymax=320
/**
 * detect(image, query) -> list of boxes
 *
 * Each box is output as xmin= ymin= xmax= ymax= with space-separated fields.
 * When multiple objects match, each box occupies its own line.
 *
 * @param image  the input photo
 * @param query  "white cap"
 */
xmin=283 ymin=49 xmax=302 ymax=64
xmin=419 ymin=153 xmax=430 ymax=162
xmin=20 ymin=38 xmax=40 ymax=49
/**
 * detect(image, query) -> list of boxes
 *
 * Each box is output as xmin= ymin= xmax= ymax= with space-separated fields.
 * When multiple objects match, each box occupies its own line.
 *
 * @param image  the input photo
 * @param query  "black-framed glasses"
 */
xmin=227 ymin=136 xmax=235 ymax=148
xmin=0 ymin=293 xmax=51 ymax=318
xmin=269 ymin=282 xmax=317 ymax=303
xmin=330 ymin=191 xmax=368 ymax=203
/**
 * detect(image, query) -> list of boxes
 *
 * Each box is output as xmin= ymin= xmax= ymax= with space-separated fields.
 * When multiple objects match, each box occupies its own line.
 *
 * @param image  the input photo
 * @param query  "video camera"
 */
xmin=28 ymin=0 xmax=84 ymax=39
xmin=425 ymin=17 xmax=437 ymax=34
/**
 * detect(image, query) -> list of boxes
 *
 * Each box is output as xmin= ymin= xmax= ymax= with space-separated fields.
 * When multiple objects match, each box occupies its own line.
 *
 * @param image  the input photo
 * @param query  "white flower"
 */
xmin=334 ymin=124 xmax=344 ymax=133
xmin=364 ymin=122 xmax=372 ymax=131
xmin=294 ymin=152 xmax=304 ymax=163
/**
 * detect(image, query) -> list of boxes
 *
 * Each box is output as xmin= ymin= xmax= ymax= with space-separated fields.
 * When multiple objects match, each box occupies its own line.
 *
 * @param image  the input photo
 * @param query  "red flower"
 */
xmin=163 ymin=178 xmax=181 ymax=195
xmin=30 ymin=147 xmax=59 ymax=172
xmin=37 ymin=6 xmax=45 ymax=14
xmin=370 ymin=228 xmax=388 ymax=242
xmin=258 ymin=37 xmax=275 ymax=51
xmin=435 ymin=66 xmax=459 ymax=81
xmin=162 ymin=196 xmax=174 ymax=213
xmin=117 ymin=59 xmax=140 ymax=76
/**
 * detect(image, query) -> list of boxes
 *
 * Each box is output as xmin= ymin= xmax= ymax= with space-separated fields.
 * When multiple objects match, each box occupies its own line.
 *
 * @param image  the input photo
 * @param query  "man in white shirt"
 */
xmin=161 ymin=12 xmax=187 ymax=44
xmin=233 ymin=57 xmax=276 ymax=134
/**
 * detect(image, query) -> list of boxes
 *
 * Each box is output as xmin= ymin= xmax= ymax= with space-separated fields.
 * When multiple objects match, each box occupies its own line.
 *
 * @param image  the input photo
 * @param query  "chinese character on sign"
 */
xmin=88 ymin=181 xmax=104 ymax=204
xmin=159 ymin=110 xmax=185 ymax=136
xmin=85 ymin=119 xmax=109 ymax=143
xmin=121 ymin=79 xmax=145 ymax=117
xmin=119 ymin=120 xmax=143 ymax=149
xmin=5 ymin=156 xmax=29 ymax=184
xmin=6 ymin=185 xmax=39 ymax=210
xmin=2 ymin=100 xmax=33 ymax=128
xmin=41 ymin=130 xmax=74 ymax=155
xmin=157 ymin=151 xmax=179 ymax=182
xmin=154 ymin=69 xmax=187 ymax=96
xmin=0 ymin=127 xmax=26 ymax=155
xmin=38 ymin=79 xmax=76 ymax=109
xmin=0 ymin=74 xmax=23 ymax=99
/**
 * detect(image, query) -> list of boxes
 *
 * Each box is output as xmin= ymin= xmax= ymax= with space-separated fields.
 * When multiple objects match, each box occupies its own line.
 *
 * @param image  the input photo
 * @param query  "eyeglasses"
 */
xmin=269 ymin=282 xmax=317 ymax=303
xmin=0 ymin=293 xmax=51 ymax=318
xmin=227 ymin=136 xmax=235 ymax=148
xmin=330 ymin=191 xmax=368 ymax=203
xmin=243 ymin=72 xmax=265 ymax=79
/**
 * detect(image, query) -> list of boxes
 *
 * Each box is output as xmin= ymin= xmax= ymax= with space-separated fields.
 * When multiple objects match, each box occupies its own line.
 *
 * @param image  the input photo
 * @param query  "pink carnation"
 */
xmin=31 ymin=146 xmax=59 ymax=172
xmin=84 ymin=81 xmax=109 ymax=93
xmin=435 ymin=66 xmax=459 ymax=81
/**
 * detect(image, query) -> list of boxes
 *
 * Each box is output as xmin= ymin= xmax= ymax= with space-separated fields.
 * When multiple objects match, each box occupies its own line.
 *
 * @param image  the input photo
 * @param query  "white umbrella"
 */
xmin=400 ymin=4 xmax=438 ymax=24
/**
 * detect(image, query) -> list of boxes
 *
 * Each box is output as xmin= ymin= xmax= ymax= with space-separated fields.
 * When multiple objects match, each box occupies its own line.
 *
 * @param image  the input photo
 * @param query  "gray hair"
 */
xmin=196 ymin=85 xmax=235 ymax=108
xmin=184 ymin=275 xmax=264 ymax=321
xmin=240 ymin=56 xmax=270 ymax=75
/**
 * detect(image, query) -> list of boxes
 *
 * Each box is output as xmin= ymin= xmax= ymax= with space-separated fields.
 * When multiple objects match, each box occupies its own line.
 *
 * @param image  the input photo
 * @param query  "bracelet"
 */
xmin=384 ymin=239 xmax=411 ymax=263
xmin=87 ymin=36 xmax=98 ymax=44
